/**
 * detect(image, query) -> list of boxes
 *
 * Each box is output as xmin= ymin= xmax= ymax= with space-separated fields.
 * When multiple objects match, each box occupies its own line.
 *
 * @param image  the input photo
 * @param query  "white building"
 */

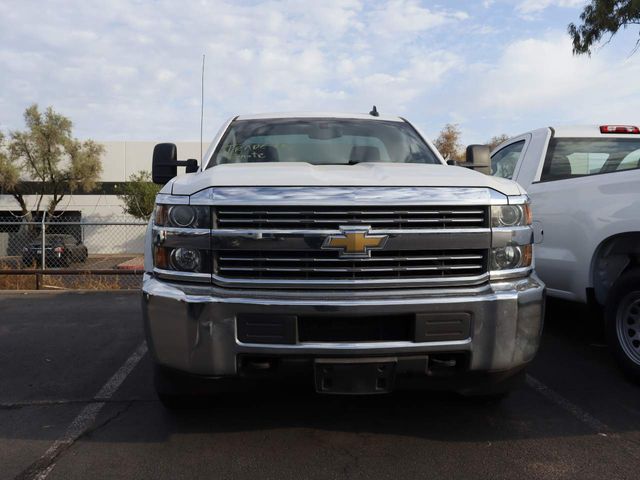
xmin=0 ymin=141 xmax=205 ymax=221
xmin=0 ymin=142 xmax=203 ymax=256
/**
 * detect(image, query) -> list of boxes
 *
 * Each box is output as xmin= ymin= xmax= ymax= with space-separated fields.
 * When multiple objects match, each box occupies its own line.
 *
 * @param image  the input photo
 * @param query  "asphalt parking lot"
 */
xmin=1 ymin=292 xmax=639 ymax=480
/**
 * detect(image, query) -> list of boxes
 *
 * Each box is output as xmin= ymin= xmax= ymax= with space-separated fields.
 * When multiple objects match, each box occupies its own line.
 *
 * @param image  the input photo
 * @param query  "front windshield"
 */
xmin=207 ymin=118 xmax=440 ymax=168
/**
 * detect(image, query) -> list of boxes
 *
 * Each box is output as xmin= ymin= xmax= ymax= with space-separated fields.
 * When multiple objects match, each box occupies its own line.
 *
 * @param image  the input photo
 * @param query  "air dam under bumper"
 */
xmin=142 ymin=273 xmax=545 ymax=380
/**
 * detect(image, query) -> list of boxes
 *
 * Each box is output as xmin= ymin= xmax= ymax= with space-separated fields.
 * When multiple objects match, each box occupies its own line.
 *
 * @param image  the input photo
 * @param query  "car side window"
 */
xmin=491 ymin=140 xmax=525 ymax=180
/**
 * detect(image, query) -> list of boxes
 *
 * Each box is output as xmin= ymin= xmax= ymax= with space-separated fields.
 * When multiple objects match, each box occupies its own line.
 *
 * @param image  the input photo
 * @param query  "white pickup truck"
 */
xmin=490 ymin=125 xmax=640 ymax=381
xmin=142 ymin=112 xmax=545 ymax=406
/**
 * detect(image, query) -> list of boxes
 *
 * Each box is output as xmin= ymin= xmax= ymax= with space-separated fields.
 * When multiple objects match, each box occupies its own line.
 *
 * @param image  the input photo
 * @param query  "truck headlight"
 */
xmin=491 ymin=245 xmax=532 ymax=270
xmin=169 ymin=206 xmax=197 ymax=227
xmin=491 ymin=204 xmax=532 ymax=227
xmin=154 ymin=205 xmax=211 ymax=228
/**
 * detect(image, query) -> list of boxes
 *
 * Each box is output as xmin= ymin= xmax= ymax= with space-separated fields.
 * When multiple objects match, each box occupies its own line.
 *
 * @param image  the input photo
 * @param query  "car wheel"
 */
xmin=605 ymin=268 xmax=640 ymax=383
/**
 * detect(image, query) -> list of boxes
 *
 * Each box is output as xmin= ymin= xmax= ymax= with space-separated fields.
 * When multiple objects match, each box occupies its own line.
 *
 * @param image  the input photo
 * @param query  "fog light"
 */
xmin=492 ymin=246 xmax=520 ymax=269
xmin=491 ymin=245 xmax=532 ymax=271
xmin=170 ymin=248 xmax=201 ymax=272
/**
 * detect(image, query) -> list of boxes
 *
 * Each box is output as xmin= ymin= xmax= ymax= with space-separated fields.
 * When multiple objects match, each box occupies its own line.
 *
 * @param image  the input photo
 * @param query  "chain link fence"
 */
xmin=0 ymin=215 xmax=148 ymax=290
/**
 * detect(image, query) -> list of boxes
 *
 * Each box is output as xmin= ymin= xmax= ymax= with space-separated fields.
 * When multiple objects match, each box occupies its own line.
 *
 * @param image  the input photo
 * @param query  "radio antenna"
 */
xmin=200 ymin=54 xmax=205 ymax=164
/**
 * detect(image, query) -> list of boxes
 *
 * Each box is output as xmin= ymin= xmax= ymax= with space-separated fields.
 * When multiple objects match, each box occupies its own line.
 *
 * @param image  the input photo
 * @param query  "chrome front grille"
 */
xmin=210 ymin=197 xmax=492 ymax=289
xmin=215 ymin=205 xmax=488 ymax=230
xmin=215 ymin=249 xmax=488 ymax=281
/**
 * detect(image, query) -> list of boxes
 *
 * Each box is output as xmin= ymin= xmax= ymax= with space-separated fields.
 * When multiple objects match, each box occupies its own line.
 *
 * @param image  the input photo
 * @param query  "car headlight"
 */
xmin=491 ymin=245 xmax=532 ymax=270
xmin=490 ymin=204 xmax=532 ymax=227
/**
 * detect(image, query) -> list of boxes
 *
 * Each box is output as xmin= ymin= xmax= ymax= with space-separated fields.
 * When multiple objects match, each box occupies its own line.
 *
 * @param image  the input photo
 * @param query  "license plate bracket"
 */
xmin=314 ymin=357 xmax=397 ymax=394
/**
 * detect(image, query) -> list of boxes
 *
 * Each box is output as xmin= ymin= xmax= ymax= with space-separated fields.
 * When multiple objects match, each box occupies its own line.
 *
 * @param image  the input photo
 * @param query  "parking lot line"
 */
xmin=526 ymin=374 xmax=640 ymax=461
xmin=525 ymin=374 xmax=610 ymax=434
xmin=16 ymin=342 xmax=148 ymax=480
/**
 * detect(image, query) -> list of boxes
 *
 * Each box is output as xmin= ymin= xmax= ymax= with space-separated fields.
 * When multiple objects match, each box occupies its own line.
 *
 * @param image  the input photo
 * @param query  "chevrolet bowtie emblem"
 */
xmin=322 ymin=227 xmax=388 ymax=258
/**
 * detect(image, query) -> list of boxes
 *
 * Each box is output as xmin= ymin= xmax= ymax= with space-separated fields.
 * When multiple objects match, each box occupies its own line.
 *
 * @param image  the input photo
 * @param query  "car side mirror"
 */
xmin=446 ymin=159 xmax=456 ymax=165
xmin=462 ymin=145 xmax=491 ymax=175
xmin=152 ymin=143 xmax=199 ymax=185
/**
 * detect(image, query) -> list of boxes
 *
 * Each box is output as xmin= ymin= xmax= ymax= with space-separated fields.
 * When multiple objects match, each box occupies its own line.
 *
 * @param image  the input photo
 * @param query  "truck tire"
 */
xmin=605 ymin=268 xmax=640 ymax=382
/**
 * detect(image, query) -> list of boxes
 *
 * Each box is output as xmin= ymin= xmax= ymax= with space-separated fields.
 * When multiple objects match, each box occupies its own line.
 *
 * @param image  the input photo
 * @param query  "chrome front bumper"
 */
xmin=142 ymin=273 xmax=545 ymax=378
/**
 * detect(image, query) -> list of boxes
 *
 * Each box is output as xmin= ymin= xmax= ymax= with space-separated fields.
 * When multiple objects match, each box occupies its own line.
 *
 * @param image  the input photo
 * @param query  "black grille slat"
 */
xmin=215 ymin=205 xmax=488 ymax=230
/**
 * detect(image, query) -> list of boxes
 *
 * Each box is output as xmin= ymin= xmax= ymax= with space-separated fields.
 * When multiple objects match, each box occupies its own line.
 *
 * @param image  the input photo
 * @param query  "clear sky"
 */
xmin=1 ymin=0 xmax=638 ymax=147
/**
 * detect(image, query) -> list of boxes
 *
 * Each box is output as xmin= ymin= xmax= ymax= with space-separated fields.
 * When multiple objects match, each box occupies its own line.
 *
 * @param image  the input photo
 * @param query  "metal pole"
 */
xmin=41 ymin=211 xmax=46 ymax=270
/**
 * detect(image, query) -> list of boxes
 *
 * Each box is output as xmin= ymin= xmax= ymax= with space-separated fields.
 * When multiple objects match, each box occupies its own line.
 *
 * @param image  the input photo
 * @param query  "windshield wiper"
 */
xmin=319 ymin=161 xmax=380 ymax=166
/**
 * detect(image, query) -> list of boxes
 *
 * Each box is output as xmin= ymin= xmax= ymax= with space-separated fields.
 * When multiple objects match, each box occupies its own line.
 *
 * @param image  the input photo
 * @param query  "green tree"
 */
xmin=2 ymin=104 xmax=104 ymax=216
xmin=434 ymin=123 xmax=465 ymax=163
xmin=0 ymin=132 xmax=20 ymax=195
xmin=569 ymin=0 xmax=640 ymax=55
xmin=485 ymin=134 xmax=510 ymax=151
xmin=116 ymin=171 xmax=161 ymax=220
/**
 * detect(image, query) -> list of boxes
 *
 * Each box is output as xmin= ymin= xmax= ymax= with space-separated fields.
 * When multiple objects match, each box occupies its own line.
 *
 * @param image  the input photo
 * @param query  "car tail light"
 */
xmin=599 ymin=125 xmax=640 ymax=134
xmin=53 ymin=246 xmax=65 ymax=254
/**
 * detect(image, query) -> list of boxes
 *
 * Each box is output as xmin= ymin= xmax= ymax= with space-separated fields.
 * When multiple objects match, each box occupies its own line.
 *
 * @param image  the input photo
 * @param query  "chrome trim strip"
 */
xmin=152 ymin=226 xmax=210 ymax=235
xmin=217 ymin=208 xmax=487 ymax=215
xmin=191 ymin=186 xmax=509 ymax=206
xmin=219 ymin=265 xmax=483 ymax=273
xmin=143 ymin=273 xmax=542 ymax=305
xmin=156 ymin=193 xmax=190 ymax=205
xmin=218 ymin=217 xmax=485 ymax=225
xmin=152 ymin=226 xmax=211 ymax=249
xmin=210 ymin=229 xmax=491 ymax=251
xmin=210 ymin=227 xmax=490 ymax=235
xmin=491 ymin=226 xmax=534 ymax=247
xmin=489 ymin=266 xmax=533 ymax=280
xmin=211 ymin=272 xmax=490 ymax=289
xmin=507 ymin=194 xmax=530 ymax=205
xmin=144 ymin=272 xmax=502 ymax=299
xmin=237 ymin=339 xmax=472 ymax=350
xmin=153 ymin=268 xmax=211 ymax=283
xmin=217 ymin=254 xmax=484 ymax=262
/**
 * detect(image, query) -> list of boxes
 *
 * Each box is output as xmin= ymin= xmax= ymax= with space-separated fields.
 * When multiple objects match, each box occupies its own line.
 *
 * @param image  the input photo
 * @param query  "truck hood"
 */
xmin=170 ymin=162 xmax=524 ymax=197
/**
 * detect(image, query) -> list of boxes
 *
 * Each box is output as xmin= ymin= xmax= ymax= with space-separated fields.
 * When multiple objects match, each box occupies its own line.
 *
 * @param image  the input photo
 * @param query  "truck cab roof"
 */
xmin=522 ymin=125 xmax=640 ymax=139
xmin=235 ymin=112 xmax=405 ymax=123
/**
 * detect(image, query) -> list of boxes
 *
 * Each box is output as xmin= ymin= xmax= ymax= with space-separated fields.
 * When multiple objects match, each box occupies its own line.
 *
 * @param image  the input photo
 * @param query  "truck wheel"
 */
xmin=605 ymin=268 xmax=640 ymax=382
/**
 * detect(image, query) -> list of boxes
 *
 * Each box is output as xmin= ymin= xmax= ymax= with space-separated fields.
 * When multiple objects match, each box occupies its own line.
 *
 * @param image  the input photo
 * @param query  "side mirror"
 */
xmin=184 ymin=159 xmax=198 ymax=174
xmin=152 ymin=143 xmax=199 ymax=185
xmin=463 ymin=144 xmax=491 ymax=175
xmin=446 ymin=159 xmax=456 ymax=166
